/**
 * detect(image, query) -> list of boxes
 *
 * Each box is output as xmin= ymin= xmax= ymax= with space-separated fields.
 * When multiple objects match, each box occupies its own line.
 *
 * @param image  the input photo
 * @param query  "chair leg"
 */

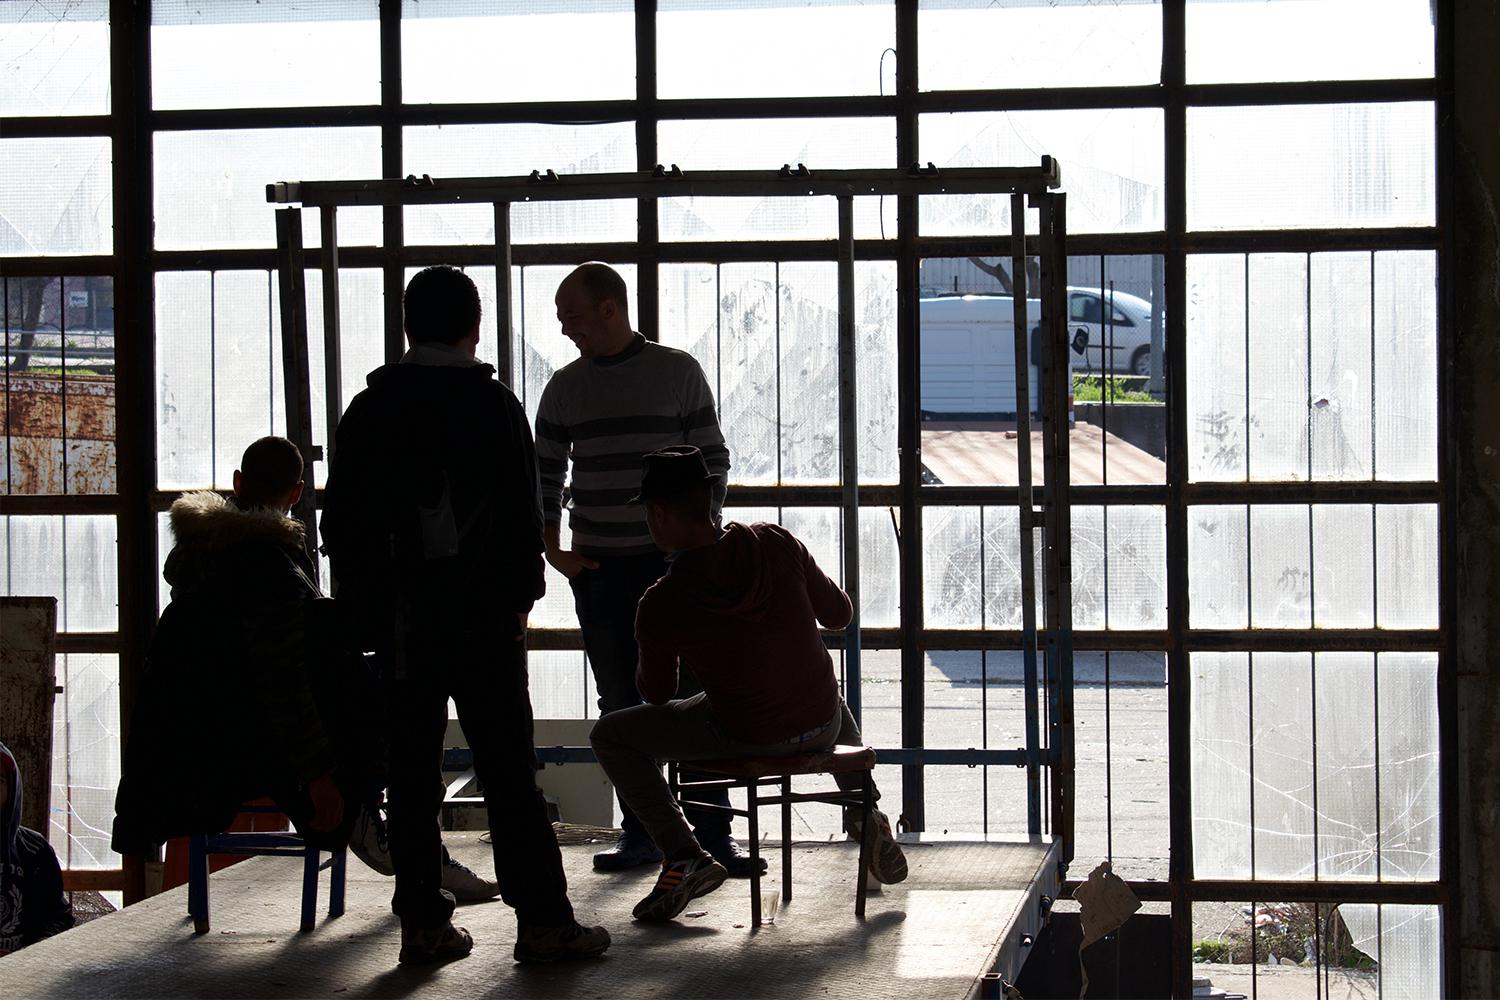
xmin=188 ymin=835 xmax=210 ymax=935
xmin=328 ymin=846 xmax=346 ymax=919
xmin=781 ymin=775 xmax=793 ymax=903
xmin=747 ymin=780 xmax=761 ymax=927
xmin=300 ymin=843 xmax=319 ymax=932
xmin=855 ymin=772 xmax=874 ymax=919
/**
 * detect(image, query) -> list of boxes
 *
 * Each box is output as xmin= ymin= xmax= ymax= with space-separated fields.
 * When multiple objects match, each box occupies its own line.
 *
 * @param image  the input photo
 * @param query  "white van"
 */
xmin=920 ymin=293 xmax=1077 ymax=419
xmin=1065 ymin=286 xmax=1157 ymax=376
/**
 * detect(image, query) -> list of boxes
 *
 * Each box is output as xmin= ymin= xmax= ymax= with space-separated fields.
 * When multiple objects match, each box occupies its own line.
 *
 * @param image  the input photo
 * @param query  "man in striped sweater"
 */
xmin=537 ymin=262 xmax=760 ymax=876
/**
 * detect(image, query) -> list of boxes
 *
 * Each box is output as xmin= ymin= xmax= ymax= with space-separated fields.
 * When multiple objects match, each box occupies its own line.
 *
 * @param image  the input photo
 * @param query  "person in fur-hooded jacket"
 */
xmin=0 ymin=741 xmax=74 ymax=956
xmin=112 ymin=437 xmax=360 ymax=855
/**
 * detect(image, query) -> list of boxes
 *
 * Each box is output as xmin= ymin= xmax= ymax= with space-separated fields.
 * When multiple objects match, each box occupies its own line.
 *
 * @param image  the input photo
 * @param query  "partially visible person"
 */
xmin=537 ymin=262 xmax=756 ymax=877
xmin=110 ymin=437 xmax=496 ymax=903
xmin=322 ymin=265 xmax=609 ymax=967
xmin=0 ymin=741 xmax=73 ymax=955
xmin=589 ymin=447 xmax=907 ymax=922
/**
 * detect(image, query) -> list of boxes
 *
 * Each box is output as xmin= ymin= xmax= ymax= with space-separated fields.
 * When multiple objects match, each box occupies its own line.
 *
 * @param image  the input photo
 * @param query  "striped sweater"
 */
xmin=535 ymin=335 xmax=730 ymax=557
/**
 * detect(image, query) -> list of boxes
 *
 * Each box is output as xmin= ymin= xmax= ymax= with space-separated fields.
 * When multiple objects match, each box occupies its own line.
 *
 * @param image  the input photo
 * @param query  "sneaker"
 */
xmin=441 ymin=854 xmax=501 ymax=902
xmin=514 ymin=921 xmax=611 ymax=964
xmin=632 ymin=853 xmax=728 ymax=922
xmin=698 ymin=834 xmax=768 ymax=879
xmin=398 ymin=922 xmax=473 ymax=965
xmin=592 ymin=830 xmax=663 ymax=872
xmin=349 ymin=804 xmax=395 ymax=877
xmin=846 ymin=808 xmax=908 ymax=885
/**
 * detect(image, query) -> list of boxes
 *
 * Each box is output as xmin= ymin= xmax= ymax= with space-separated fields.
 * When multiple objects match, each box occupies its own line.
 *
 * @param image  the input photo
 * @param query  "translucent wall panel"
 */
xmin=1192 ymin=652 xmax=1252 ymax=879
xmin=1187 ymin=252 xmax=1436 ymax=483
xmin=660 ymin=1 xmax=894 ymax=99
xmin=154 ymin=128 xmax=382 ymax=251
xmin=657 ymin=119 xmax=896 ymax=241
xmin=1188 ymin=103 xmax=1435 ymax=231
xmin=1 ymin=516 xmax=118 ymax=632
xmin=920 ymin=110 xmax=1164 ymax=236
xmin=1 ymin=1 xmax=110 ymax=116
xmin=1193 ymin=652 xmax=1438 ymax=883
xmin=403 ymin=124 xmax=636 ymax=245
xmin=49 ymin=654 xmax=121 ymax=871
xmin=0 ymin=138 xmax=113 ymax=257
xmin=1071 ymin=506 xmax=1168 ymax=631
xmin=152 ymin=1 xmax=380 ymax=110
xmin=156 ymin=269 xmax=383 ymax=491
xmin=1374 ymin=251 xmax=1439 ymax=481
xmin=529 ymin=650 xmax=591 ymax=721
xmin=1186 ymin=0 xmax=1434 ymax=84
xmin=1189 ymin=504 xmax=1437 ymax=630
xmin=856 ymin=262 xmax=898 ymax=485
xmin=715 ymin=261 xmax=775 ymax=483
xmin=3 ymin=276 xmax=117 ymax=494
xmin=402 ymin=1 xmax=634 ymax=104
xmin=919 ymin=0 xmax=1161 ymax=91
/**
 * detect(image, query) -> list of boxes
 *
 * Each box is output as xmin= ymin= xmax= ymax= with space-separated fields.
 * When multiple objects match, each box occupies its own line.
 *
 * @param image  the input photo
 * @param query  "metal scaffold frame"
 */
xmin=268 ymin=160 xmax=1077 ymax=870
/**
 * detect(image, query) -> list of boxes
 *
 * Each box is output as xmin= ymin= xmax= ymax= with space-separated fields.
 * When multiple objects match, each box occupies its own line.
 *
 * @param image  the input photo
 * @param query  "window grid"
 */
xmin=0 ymin=2 xmax=1451 ymax=986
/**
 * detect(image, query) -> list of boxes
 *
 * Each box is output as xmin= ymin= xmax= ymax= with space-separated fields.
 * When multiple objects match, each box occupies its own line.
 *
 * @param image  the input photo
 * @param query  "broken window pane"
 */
xmin=1187 ymin=0 xmax=1434 ymax=84
xmin=152 ymin=0 xmax=380 ymax=111
xmin=403 ymin=124 xmax=636 ymax=245
xmin=402 ymin=0 xmax=634 ymax=104
xmin=0 ymin=1 xmax=110 ymax=117
xmin=49 ymin=654 xmax=121 ymax=871
xmin=661 ymin=1 xmax=893 ymax=99
xmin=919 ymin=0 xmax=1161 ymax=91
xmin=1188 ymin=103 xmax=1435 ymax=231
xmin=0 ymin=138 xmax=113 ymax=257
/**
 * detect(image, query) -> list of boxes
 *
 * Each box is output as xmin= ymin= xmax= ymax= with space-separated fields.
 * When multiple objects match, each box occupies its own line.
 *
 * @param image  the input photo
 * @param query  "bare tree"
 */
xmin=967 ymin=257 xmax=1041 ymax=295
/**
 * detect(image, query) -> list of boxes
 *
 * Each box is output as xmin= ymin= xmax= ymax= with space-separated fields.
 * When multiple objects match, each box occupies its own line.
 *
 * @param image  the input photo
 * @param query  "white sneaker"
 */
xmin=442 ymin=854 xmax=501 ymax=901
xmin=349 ymin=804 xmax=395 ymax=876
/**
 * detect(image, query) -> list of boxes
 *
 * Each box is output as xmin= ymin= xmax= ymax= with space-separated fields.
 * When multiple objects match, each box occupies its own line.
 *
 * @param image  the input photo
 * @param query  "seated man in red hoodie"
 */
xmin=589 ymin=446 xmax=907 ymax=922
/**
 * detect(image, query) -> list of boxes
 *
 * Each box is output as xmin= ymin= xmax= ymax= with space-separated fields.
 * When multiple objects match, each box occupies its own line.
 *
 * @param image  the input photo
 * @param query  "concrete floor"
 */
xmin=2 ymin=835 xmax=1055 ymax=1000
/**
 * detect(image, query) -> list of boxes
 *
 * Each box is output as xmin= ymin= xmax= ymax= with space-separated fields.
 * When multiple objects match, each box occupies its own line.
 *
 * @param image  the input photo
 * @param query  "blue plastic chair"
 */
xmin=187 ymin=804 xmax=346 ymax=934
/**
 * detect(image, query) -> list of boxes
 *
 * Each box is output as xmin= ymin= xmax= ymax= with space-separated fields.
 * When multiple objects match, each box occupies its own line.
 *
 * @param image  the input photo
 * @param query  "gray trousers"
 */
xmin=589 ymin=693 xmax=873 ymax=858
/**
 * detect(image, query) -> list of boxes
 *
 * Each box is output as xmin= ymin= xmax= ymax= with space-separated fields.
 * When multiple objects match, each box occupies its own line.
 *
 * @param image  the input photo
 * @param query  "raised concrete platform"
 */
xmin=2 ymin=833 xmax=1058 ymax=999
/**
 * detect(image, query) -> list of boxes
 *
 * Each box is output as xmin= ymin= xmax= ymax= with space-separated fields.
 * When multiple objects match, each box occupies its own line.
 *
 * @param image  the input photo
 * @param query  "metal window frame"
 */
xmin=1 ymin=1 xmax=1453 ymax=989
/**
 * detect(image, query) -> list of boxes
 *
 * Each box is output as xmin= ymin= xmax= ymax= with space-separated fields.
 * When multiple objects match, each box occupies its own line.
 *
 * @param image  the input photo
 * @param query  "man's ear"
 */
xmin=599 ymin=298 xmax=617 ymax=324
xmin=232 ymin=469 xmax=243 ymax=496
xmin=288 ymin=482 xmax=304 ymax=507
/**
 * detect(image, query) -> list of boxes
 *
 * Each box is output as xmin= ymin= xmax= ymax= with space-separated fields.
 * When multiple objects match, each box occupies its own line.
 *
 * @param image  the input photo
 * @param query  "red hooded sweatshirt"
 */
xmin=634 ymin=521 xmax=849 ymax=744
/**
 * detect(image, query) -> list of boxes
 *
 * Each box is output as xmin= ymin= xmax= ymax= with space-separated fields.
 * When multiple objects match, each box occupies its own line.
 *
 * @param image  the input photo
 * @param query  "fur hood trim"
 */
xmin=168 ymin=491 xmax=306 ymax=551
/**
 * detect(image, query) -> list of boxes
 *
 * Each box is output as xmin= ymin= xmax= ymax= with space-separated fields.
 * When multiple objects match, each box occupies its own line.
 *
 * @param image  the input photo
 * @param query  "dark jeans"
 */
xmin=569 ymin=551 xmax=731 ymax=841
xmin=382 ymin=609 xmax=573 ymax=931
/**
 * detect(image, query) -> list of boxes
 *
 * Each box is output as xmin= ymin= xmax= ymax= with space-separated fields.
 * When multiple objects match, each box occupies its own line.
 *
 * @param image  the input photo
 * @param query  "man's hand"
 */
xmin=308 ymin=771 xmax=344 ymax=834
xmin=546 ymin=547 xmax=599 ymax=579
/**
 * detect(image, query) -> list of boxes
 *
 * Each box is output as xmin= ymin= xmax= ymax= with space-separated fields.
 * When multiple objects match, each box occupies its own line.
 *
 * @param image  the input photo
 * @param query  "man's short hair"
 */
xmin=647 ymin=483 xmax=713 ymax=521
xmin=567 ymin=262 xmax=630 ymax=315
xmin=237 ymin=436 xmax=304 ymax=507
xmin=404 ymin=265 xmax=482 ymax=344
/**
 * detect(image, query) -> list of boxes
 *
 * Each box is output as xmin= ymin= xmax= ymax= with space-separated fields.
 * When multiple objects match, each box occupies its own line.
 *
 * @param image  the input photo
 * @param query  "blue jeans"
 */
xmin=569 ymin=552 xmax=731 ymax=840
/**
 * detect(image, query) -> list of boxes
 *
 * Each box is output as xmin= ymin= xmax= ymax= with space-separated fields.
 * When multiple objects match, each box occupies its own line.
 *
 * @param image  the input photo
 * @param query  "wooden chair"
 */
xmin=187 ymin=804 xmax=346 ymax=934
xmin=668 ymin=744 xmax=877 ymax=927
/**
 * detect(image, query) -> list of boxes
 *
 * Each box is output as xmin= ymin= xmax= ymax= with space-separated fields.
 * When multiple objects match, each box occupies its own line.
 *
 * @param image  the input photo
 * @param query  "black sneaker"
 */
xmin=398 ymin=922 xmax=473 ymax=965
xmin=632 ymin=853 xmax=728 ymax=922
xmin=698 ymin=834 xmax=768 ymax=878
xmin=592 ymin=830 xmax=663 ymax=872
xmin=514 ymin=921 xmax=611 ymax=964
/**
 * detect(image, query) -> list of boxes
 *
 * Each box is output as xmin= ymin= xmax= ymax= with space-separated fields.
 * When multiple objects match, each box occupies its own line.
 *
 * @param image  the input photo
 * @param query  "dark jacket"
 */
xmin=0 ymin=741 xmax=74 ymax=954
xmin=320 ymin=361 xmax=546 ymax=649
xmin=635 ymin=522 xmax=847 ymax=744
xmin=111 ymin=493 xmax=335 ymax=855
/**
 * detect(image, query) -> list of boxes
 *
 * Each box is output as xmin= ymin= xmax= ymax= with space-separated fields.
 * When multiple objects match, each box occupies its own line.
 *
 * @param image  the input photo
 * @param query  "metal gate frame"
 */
xmin=268 ymin=160 xmax=1076 ymax=869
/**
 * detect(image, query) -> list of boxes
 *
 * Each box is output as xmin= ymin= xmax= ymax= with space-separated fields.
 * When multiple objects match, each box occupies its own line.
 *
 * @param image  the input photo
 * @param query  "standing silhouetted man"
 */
xmin=322 ymin=265 xmax=609 ymax=966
